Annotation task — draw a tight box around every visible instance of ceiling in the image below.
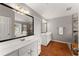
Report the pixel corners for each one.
[26,3,78,19]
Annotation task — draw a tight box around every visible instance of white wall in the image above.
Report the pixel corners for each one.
[34,16,41,35]
[47,15,73,43]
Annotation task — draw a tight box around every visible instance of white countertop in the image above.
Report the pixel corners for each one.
[0,35,38,56]
[42,32,52,35]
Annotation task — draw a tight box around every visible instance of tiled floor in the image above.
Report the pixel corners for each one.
[40,41,72,56]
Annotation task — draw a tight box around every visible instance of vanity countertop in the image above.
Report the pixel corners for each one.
[42,32,52,36]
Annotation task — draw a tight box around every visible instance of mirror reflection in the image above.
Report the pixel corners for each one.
[0,4,34,41]
[14,12,33,37]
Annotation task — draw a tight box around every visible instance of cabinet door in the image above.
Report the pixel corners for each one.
[37,36,41,55]
[30,41,38,56]
[5,50,19,56]
[19,41,38,56]
[47,34,51,44]
[19,44,31,56]
[42,35,47,46]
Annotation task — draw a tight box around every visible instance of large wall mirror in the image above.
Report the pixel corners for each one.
[0,3,34,42]
[41,19,47,33]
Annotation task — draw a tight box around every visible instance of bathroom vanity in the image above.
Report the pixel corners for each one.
[41,32,52,46]
[0,35,41,56]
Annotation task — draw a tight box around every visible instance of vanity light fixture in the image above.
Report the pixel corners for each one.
[24,10,30,14]
[15,4,30,15]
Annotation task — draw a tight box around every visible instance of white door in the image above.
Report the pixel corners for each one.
[0,16,11,41]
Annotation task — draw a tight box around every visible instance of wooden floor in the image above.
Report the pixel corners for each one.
[40,41,72,56]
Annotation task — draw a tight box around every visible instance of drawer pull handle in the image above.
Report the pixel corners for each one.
[20,39,25,41]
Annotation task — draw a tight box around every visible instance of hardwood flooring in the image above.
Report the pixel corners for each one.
[40,41,72,56]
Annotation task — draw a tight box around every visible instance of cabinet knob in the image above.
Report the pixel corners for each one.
[28,49,33,55]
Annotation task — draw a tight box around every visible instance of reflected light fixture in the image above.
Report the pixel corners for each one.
[42,19,47,23]
[66,7,72,11]
[15,4,30,15]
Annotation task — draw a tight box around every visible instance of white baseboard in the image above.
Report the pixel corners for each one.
[51,40,71,44]
[51,40,71,49]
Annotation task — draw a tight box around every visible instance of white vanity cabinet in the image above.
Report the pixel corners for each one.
[37,35,41,55]
[0,35,41,56]
[4,38,38,56]
[18,35,41,56]
[19,44,31,56]
[41,32,52,46]
[19,40,38,56]
[30,41,38,56]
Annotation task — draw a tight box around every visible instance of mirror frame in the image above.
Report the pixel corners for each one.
[0,3,34,42]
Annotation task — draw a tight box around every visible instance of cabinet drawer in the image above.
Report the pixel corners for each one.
[31,41,38,56]
[19,44,31,56]
[19,40,38,56]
